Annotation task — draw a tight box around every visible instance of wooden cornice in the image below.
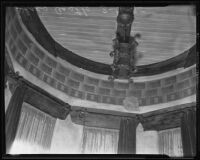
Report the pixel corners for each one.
[7,71,71,120]
[70,106,139,129]
[70,103,196,130]
[140,105,196,131]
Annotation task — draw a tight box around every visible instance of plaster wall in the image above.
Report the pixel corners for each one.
[136,123,159,154]
[50,115,83,154]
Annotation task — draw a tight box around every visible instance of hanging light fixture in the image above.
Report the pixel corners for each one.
[108,7,141,83]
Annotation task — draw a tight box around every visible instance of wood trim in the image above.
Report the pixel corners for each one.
[17,7,196,77]
[70,106,138,129]
[24,88,69,120]
[70,110,121,129]
[7,72,71,120]
[141,106,196,131]
[70,103,195,130]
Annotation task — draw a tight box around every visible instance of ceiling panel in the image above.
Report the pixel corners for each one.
[36,6,196,65]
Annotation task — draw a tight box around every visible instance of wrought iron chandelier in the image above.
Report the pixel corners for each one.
[108,7,141,82]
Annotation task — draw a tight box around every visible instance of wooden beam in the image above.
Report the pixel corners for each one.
[141,103,196,119]
[7,72,71,120]
[156,122,181,131]
[143,118,181,131]
[71,105,138,118]
[70,106,139,129]
[24,88,69,120]
[141,107,196,131]
[70,110,121,129]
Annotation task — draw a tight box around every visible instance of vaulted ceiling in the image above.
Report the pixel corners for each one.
[37,6,196,66]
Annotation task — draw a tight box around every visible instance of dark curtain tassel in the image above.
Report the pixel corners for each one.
[181,109,196,157]
[117,117,138,154]
[5,82,27,153]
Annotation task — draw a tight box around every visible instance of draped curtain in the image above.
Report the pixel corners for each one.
[158,127,183,157]
[6,83,27,153]
[4,81,12,113]
[181,109,196,157]
[117,117,138,154]
[81,126,119,154]
[10,102,56,154]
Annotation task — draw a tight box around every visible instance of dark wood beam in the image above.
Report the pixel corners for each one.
[140,103,196,119]
[71,105,138,118]
[24,88,69,120]
[70,110,121,129]
[7,72,71,120]
[141,107,197,131]
[70,106,138,129]
[70,103,195,130]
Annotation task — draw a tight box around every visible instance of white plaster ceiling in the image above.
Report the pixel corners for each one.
[36,6,196,65]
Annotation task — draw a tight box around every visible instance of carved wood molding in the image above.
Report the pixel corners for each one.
[70,110,121,130]
[70,106,139,129]
[7,71,71,120]
[24,88,69,120]
[139,105,196,131]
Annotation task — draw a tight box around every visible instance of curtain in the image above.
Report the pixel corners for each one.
[158,127,183,157]
[6,82,27,153]
[9,102,56,154]
[117,117,138,154]
[81,126,119,154]
[4,81,12,113]
[181,109,196,157]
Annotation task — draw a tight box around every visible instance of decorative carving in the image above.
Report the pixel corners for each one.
[123,96,140,111]
[108,7,142,81]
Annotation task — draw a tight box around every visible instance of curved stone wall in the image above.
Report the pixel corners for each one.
[5,7,197,106]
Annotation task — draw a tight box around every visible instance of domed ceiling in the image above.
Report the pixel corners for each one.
[36,6,196,66]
